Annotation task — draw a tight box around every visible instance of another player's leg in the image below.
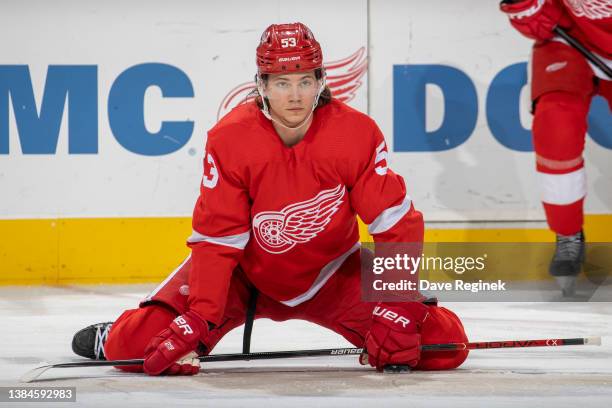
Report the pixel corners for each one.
[597,77,612,112]
[530,41,595,295]
[532,90,589,296]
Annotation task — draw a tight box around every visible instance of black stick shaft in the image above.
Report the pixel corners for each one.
[38,336,600,369]
[37,347,365,368]
[553,26,612,78]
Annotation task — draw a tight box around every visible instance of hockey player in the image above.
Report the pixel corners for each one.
[72,22,469,375]
[500,0,612,295]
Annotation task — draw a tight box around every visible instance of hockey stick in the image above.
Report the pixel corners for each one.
[20,348,364,383]
[553,26,612,79]
[20,336,601,383]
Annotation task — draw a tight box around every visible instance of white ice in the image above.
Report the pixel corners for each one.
[0,284,611,407]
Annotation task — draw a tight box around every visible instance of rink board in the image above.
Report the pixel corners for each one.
[0,0,610,284]
[2,215,612,285]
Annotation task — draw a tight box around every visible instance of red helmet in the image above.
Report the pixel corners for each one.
[256,22,323,75]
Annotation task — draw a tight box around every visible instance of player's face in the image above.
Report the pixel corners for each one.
[263,71,320,126]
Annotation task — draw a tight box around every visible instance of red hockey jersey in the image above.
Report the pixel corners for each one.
[559,0,612,58]
[507,0,612,58]
[187,99,424,325]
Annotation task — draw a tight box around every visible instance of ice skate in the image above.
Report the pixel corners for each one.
[549,231,585,297]
[71,322,113,360]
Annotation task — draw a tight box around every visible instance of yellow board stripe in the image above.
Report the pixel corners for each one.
[359,215,612,243]
[0,217,191,285]
[1,215,611,285]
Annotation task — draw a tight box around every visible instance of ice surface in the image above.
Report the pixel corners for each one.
[0,285,611,407]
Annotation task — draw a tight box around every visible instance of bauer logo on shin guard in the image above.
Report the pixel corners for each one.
[173,316,194,336]
[373,306,411,328]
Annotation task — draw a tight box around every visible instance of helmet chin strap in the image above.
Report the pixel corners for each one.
[257,72,326,131]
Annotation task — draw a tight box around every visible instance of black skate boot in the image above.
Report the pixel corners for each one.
[549,230,585,297]
[71,322,113,360]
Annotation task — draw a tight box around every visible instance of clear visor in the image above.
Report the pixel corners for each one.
[260,75,323,102]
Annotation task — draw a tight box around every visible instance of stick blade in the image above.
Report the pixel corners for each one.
[584,336,602,346]
[20,364,53,383]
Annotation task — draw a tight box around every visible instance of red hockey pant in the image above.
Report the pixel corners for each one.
[104,251,469,372]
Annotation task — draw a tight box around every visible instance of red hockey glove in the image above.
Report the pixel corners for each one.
[500,0,563,41]
[363,302,429,372]
[143,310,209,376]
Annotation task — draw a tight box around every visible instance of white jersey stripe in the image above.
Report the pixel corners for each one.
[187,230,250,250]
[280,242,361,307]
[538,168,587,205]
[368,195,412,235]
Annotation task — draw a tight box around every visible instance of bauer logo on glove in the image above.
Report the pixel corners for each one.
[373,305,412,328]
[364,302,429,371]
[143,311,208,376]
[174,316,194,336]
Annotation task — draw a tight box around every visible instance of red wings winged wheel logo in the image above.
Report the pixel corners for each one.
[564,0,612,19]
[252,185,346,254]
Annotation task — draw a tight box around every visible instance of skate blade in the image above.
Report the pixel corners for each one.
[555,276,577,297]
